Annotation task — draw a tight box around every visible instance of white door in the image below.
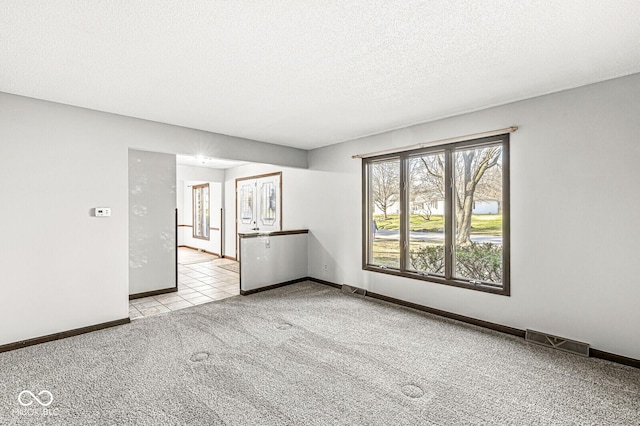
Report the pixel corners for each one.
[236,173,281,257]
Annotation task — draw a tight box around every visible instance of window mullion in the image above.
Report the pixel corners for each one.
[362,161,370,268]
[444,149,453,279]
[399,156,408,271]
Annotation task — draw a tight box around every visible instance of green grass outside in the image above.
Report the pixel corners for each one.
[374,214,502,235]
[370,240,399,267]
[371,240,441,267]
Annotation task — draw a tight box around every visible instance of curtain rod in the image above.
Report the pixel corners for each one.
[351,126,518,159]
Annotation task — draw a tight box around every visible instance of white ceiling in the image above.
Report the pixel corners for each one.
[1,1,640,150]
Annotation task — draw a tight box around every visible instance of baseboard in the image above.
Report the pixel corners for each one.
[364,291,639,369]
[241,277,341,296]
[367,291,526,338]
[178,245,220,257]
[307,277,342,289]
[240,277,308,296]
[590,348,640,369]
[306,277,524,338]
[129,287,177,300]
[0,318,130,354]
[223,255,237,261]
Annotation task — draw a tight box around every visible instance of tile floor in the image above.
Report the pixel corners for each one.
[129,255,240,320]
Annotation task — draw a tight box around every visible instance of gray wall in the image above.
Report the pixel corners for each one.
[129,149,176,295]
[0,91,307,346]
[2,72,639,360]
[306,73,640,359]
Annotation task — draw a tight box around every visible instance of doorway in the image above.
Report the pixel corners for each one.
[129,248,239,319]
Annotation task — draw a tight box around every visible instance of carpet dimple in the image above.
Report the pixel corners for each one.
[190,352,209,362]
[401,384,425,398]
[276,323,292,330]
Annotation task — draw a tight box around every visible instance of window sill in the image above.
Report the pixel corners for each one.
[362,265,510,296]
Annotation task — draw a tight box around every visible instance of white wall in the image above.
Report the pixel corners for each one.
[176,165,225,191]
[306,73,640,359]
[240,233,308,292]
[0,92,307,347]
[223,164,311,258]
[128,149,176,295]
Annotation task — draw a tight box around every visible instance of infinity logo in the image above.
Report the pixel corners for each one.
[18,390,53,407]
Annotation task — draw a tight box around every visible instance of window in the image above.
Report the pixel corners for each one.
[239,183,254,225]
[260,181,277,226]
[363,134,510,295]
[193,184,210,240]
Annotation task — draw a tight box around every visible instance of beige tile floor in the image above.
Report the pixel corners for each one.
[129,255,239,320]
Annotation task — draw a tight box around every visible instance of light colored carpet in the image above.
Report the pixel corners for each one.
[1,281,639,425]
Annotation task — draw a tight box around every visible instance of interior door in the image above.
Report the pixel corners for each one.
[236,172,282,258]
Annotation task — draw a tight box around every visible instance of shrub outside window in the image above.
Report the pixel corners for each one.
[363,134,510,295]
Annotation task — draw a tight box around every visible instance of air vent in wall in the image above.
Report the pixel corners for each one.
[525,329,590,357]
[342,284,367,297]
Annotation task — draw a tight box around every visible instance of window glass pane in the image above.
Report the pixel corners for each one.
[240,184,254,224]
[260,182,276,225]
[407,153,446,275]
[453,144,503,283]
[202,186,209,238]
[194,187,202,236]
[370,158,400,268]
[193,184,210,239]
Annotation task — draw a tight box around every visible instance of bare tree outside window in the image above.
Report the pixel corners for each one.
[369,158,400,268]
[453,146,502,245]
[364,135,509,295]
[407,153,445,275]
[371,160,400,220]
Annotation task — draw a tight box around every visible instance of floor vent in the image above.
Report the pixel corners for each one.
[525,329,590,357]
[342,284,367,297]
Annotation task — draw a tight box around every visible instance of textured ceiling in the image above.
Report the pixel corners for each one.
[1,1,640,150]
